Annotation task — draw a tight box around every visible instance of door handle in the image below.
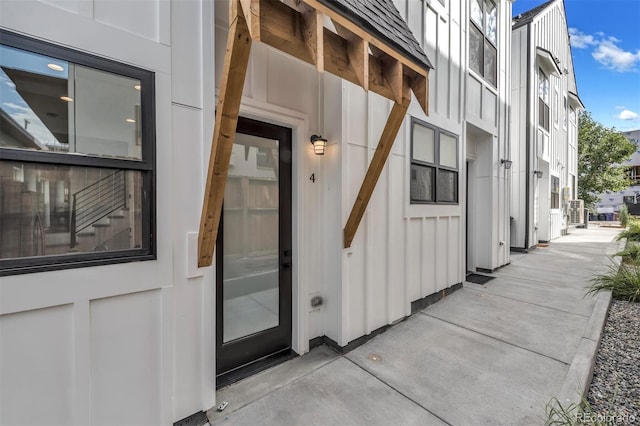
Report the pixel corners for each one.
[281,262,291,270]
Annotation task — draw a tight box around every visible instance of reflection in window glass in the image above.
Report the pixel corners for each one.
[74,66,142,159]
[0,161,142,259]
[471,0,483,27]
[1,31,154,275]
[551,176,560,209]
[484,41,497,87]
[410,164,434,202]
[469,24,483,77]
[440,133,457,169]
[469,0,497,87]
[0,45,142,160]
[410,119,459,204]
[485,0,497,44]
[412,124,435,164]
[538,68,550,131]
[538,68,549,102]
[437,169,457,203]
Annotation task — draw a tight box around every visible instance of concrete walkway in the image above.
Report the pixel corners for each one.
[209,226,622,426]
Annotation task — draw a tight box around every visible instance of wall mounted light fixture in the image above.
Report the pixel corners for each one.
[501,159,512,169]
[310,135,327,155]
[533,170,544,179]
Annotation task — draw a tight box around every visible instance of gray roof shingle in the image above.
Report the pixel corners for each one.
[512,0,555,29]
[318,0,433,70]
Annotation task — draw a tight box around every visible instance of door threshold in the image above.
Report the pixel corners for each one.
[216,349,296,390]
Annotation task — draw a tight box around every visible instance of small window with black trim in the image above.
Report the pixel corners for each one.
[410,118,458,204]
[0,31,155,275]
[538,67,550,131]
[551,176,560,209]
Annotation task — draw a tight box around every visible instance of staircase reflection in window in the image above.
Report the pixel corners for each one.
[0,161,142,258]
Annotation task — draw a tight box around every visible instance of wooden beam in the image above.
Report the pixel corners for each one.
[257,0,426,112]
[333,21,369,91]
[323,28,360,86]
[343,84,411,249]
[259,0,315,65]
[302,0,429,78]
[239,0,260,40]
[407,66,429,115]
[300,5,324,71]
[382,57,403,104]
[198,4,253,267]
[368,54,394,101]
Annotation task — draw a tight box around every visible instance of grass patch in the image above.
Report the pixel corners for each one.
[613,242,640,265]
[588,261,640,302]
[545,394,619,426]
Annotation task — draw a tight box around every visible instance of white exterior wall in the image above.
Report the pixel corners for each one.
[510,0,580,249]
[510,25,529,249]
[327,0,466,346]
[2,0,513,422]
[463,0,512,271]
[0,0,212,423]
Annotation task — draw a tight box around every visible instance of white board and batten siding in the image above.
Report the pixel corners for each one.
[464,0,513,270]
[1,0,214,423]
[510,25,530,249]
[213,0,470,349]
[2,0,515,423]
[510,0,580,248]
[332,0,467,346]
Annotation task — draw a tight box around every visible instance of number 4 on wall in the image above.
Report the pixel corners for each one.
[309,173,316,183]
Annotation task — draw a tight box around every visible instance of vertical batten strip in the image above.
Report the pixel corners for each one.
[343,84,411,248]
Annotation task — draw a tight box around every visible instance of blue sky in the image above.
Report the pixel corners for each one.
[512,0,640,132]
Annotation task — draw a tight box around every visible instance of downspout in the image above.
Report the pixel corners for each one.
[524,23,531,250]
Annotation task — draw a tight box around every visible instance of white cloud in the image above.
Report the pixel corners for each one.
[592,40,640,72]
[617,109,640,120]
[569,28,597,48]
[570,28,640,72]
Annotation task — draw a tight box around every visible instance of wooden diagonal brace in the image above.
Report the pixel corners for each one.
[343,84,411,248]
[198,4,253,267]
[333,21,369,91]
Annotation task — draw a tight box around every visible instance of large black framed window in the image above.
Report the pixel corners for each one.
[410,119,458,204]
[0,30,155,276]
[469,0,497,87]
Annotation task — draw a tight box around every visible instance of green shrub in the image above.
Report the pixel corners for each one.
[588,261,640,302]
[619,205,629,228]
[616,219,640,241]
[614,242,640,264]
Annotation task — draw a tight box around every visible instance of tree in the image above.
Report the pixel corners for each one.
[578,111,635,210]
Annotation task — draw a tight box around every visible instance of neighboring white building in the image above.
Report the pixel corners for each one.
[510,0,583,251]
[0,0,512,424]
[594,130,640,216]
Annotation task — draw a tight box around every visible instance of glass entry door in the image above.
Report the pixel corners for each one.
[216,117,292,380]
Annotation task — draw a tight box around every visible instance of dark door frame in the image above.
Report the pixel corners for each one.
[215,116,293,381]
